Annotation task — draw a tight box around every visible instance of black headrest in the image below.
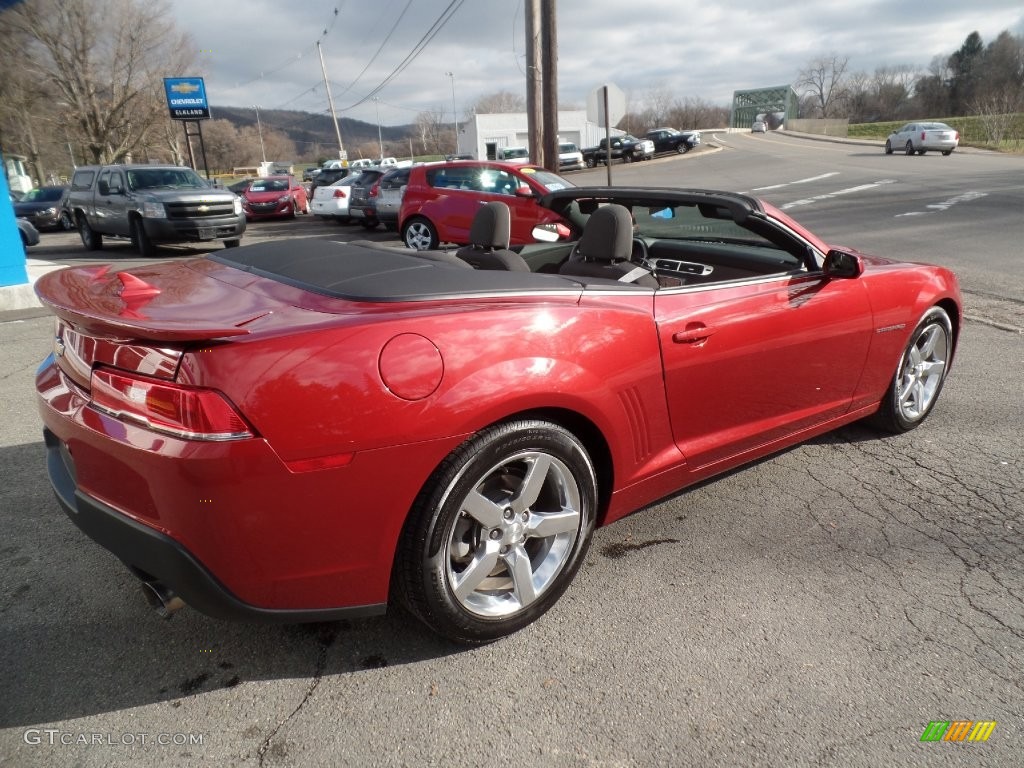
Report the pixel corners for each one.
[470,201,512,249]
[578,204,633,262]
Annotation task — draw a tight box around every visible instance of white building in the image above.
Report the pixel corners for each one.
[461,110,624,160]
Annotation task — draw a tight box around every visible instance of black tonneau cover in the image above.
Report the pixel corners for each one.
[210,239,648,302]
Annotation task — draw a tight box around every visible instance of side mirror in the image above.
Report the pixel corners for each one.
[531,222,571,242]
[823,249,864,278]
[514,185,533,198]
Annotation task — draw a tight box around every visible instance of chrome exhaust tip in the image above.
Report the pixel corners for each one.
[141,580,185,619]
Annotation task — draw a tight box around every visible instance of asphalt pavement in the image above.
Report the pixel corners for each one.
[2,137,1021,767]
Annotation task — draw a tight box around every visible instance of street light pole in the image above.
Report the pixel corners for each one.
[445,71,458,154]
[252,105,266,163]
[373,97,383,160]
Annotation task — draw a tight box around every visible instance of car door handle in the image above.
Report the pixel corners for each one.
[672,324,715,344]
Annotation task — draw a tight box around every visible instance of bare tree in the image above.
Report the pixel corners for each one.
[473,90,526,114]
[796,54,851,118]
[5,0,197,165]
[415,110,448,155]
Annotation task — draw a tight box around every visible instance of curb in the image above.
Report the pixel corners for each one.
[0,259,64,313]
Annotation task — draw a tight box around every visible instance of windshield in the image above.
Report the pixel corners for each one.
[519,167,574,192]
[21,188,65,202]
[249,178,290,192]
[128,168,208,191]
[503,148,529,159]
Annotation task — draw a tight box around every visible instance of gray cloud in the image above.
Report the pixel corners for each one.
[174,0,1024,125]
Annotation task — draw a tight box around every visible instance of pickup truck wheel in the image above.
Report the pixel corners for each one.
[403,217,439,251]
[584,157,595,168]
[59,211,75,230]
[78,216,103,251]
[623,154,634,163]
[131,217,156,257]
[394,419,598,644]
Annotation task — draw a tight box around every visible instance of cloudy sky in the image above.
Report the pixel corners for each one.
[173,0,1024,127]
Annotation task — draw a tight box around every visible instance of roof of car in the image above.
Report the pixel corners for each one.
[539,187,764,222]
[209,240,647,302]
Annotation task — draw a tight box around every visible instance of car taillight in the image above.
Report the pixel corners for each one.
[955,131,960,140]
[333,188,347,198]
[921,131,926,140]
[90,369,254,441]
[370,182,380,198]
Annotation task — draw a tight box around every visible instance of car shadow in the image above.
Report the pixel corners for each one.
[0,440,463,728]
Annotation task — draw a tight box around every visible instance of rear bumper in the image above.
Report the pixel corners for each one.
[34,358,415,621]
[43,428,385,623]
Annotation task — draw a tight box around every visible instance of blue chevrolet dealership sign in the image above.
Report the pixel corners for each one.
[163,77,211,120]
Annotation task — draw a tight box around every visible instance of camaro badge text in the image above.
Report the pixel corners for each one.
[876,323,906,333]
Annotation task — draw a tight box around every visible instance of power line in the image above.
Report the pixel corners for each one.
[336,0,466,111]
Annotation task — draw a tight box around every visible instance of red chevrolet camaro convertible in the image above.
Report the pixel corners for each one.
[35,187,961,644]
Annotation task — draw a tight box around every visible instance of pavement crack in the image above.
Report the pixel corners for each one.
[256,624,339,767]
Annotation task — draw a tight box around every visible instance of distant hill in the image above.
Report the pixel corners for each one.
[212,105,416,159]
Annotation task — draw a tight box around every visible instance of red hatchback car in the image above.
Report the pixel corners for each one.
[241,175,309,220]
[34,186,961,644]
[399,160,573,250]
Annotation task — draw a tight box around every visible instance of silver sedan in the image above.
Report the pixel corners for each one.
[885,122,959,156]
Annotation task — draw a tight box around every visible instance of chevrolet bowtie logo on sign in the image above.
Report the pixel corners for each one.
[170,82,201,95]
[163,77,211,120]
[920,720,997,742]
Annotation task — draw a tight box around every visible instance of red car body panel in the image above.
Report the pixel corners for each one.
[399,162,571,246]
[34,189,962,623]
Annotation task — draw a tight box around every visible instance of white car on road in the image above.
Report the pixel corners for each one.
[885,122,959,156]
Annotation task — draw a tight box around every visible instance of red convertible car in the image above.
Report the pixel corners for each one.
[34,187,961,644]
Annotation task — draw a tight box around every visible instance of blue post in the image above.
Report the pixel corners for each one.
[0,158,30,287]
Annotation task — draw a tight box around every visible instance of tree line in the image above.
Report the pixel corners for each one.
[796,30,1024,128]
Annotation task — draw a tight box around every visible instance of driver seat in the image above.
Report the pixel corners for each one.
[455,202,530,271]
[557,204,659,288]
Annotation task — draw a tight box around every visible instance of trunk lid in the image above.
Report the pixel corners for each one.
[36,258,299,391]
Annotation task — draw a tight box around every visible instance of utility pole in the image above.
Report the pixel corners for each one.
[252,105,266,163]
[445,71,459,154]
[373,97,383,160]
[540,0,558,172]
[317,41,346,162]
[524,0,542,167]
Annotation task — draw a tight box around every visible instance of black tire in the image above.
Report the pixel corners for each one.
[623,153,634,163]
[884,140,893,155]
[59,211,75,231]
[402,217,439,251]
[942,149,954,156]
[394,420,598,644]
[917,149,927,155]
[676,143,688,154]
[905,140,915,156]
[361,218,379,231]
[584,157,595,168]
[131,217,155,257]
[867,306,953,433]
[78,216,103,251]
[223,239,240,249]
